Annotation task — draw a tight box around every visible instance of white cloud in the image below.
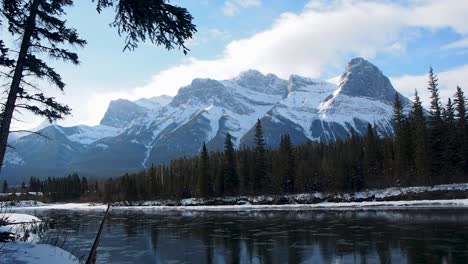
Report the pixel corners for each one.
[134,0,467,90]
[443,38,468,50]
[384,42,406,54]
[19,0,466,129]
[223,0,261,16]
[391,64,468,107]
[236,0,261,8]
[222,1,238,16]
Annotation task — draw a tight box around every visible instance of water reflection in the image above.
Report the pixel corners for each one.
[26,209,468,263]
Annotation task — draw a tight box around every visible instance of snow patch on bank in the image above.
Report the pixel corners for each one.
[113,199,468,211]
[0,213,79,264]
[0,242,79,264]
[6,183,468,211]
[9,202,107,210]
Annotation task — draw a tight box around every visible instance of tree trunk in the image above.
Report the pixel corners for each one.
[0,0,41,176]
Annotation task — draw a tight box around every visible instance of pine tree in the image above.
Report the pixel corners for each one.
[81,176,89,195]
[198,143,211,197]
[279,134,295,193]
[393,93,405,179]
[223,133,238,195]
[393,93,404,134]
[253,119,266,192]
[2,179,7,193]
[239,146,252,194]
[410,90,430,184]
[427,67,443,124]
[427,67,444,178]
[444,98,457,173]
[454,86,467,172]
[0,0,196,175]
[363,123,381,186]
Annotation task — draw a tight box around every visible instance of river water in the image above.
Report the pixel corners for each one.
[21,208,468,263]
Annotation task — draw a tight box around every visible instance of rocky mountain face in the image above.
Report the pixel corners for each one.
[3,58,411,183]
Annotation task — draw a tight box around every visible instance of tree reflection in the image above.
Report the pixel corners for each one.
[36,209,468,264]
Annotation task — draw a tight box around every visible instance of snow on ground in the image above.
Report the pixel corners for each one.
[0,213,79,264]
[112,199,468,211]
[351,183,468,199]
[0,242,79,264]
[0,213,41,242]
[9,202,107,210]
[5,183,468,211]
[0,192,43,197]
[1,200,46,208]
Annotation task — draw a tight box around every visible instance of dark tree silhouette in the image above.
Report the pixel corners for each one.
[224,133,238,195]
[0,0,196,176]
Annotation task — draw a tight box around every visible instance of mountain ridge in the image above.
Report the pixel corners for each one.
[3,58,411,183]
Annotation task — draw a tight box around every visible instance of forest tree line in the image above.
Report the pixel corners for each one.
[2,69,467,202]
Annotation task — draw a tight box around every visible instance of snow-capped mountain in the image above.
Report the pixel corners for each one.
[2,58,411,182]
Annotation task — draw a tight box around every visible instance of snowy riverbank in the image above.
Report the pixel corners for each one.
[4,183,468,211]
[0,213,78,264]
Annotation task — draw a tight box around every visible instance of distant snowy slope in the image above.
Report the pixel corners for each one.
[3,58,413,182]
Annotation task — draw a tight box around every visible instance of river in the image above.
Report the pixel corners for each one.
[17,208,468,263]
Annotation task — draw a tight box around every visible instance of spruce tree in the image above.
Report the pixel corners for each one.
[454,86,467,172]
[444,98,457,172]
[253,119,266,192]
[81,176,89,195]
[279,134,295,193]
[427,67,444,178]
[392,93,405,179]
[239,146,252,194]
[0,0,196,175]
[363,123,381,186]
[223,133,238,195]
[410,90,430,184]
[393,93,404,134]
[198,143,211,197]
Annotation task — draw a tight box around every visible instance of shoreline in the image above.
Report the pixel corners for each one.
[7,198,468,211]
[5,182,468,211]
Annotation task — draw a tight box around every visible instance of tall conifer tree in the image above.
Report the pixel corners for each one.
[0,0,196,176]
[279,134,295,193]
[224,133,238,195]
[198,143,211,197]
[410,90,430,184]
[427,68,444,177]
[444,98,457,172]
[253,119,266,192]
[454,86,467,172]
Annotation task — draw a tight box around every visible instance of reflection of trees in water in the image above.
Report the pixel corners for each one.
[139,210,468,264]
[39,209,468,264]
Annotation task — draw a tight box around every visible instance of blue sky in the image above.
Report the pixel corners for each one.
[10,0,468,129]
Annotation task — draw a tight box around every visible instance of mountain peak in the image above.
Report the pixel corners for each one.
[235,69,287,96]
[133,95,172,109]
[236,69,264,79]
[338,58,399,104]
[100,99,147,128]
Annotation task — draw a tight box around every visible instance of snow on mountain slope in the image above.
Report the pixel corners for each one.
[134,95,172,109]
[3,58,414,180]
[4,151,25,166]
[119,70,288,167]
[100,95,172,128]
[263,58,411,143]
[269,75,338,137]
[64,125,122,145]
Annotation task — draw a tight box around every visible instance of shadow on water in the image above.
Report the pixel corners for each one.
[22,208,468,264]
